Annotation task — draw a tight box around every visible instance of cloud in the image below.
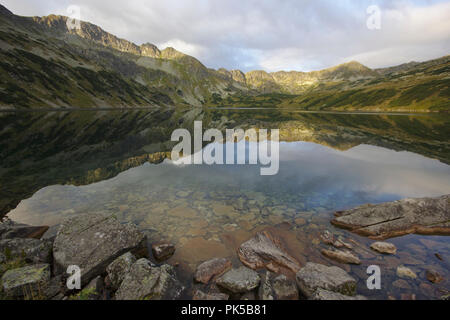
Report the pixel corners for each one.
[2,0,450,72]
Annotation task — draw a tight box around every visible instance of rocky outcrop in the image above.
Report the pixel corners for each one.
[296,263,357,298]
[238,231,301,273]
[0,220,49,240]
[194,258,232,284]
[115,258,184,300]
[1,264,50,298]
[106,252,137,291]
[331,195,450,240]
[0,238,52,264]
[52,213,147,286]
[151,243,175,261]
[258,271,298,300]
[216,267,261,294]
[321,249,361,265]
[370,242,397,255]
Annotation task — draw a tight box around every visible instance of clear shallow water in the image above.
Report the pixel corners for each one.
[8,140,450,299]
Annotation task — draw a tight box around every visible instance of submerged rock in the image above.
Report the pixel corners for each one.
[115,259,184,300]
[258,271,298,300]
[238,231,300,273]
[152,243,175,261]
[0,220,49,240]
[396,266,417,279]
[53,213,147,286]
[216,266,261,294]
[331,195,450,240]
[1,264,51,298]
[370,242,397,255]
[194,258,232,284]
[426,270,443,284]
[0,238,52,264]
[106,252,137,291]
[321,249,361,265]
[296,262,357,298]
[193,290,229,300]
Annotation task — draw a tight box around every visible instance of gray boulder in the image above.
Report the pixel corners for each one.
[1,264,51,298]
[0,238,52,264]
[106,252,137,291]
[115,259,184,300]
[296,262,357,298]
[216,266,260,294]
[258,271,298,300]
[52,213,147,286]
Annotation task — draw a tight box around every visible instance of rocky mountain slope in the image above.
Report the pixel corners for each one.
[0,4,449,111]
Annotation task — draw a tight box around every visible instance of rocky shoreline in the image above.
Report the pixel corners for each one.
[1,195,449,300]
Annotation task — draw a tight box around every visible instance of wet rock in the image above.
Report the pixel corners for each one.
[296,263,357,298]
[1,264,50,298]
[320,230,334,245]
[194,258,232,284]
[321,249,361,265]
[0,220,49,240]
[152,243,175,261]
[53,213,147,286]
[115,259,184,300]
[216,267,260,294]
[331,195,450,240]
[106,252,137,291]
[396,266,417,279]
[193,290,229,300]
[426,270,443,284]
[258,271,298,300]
[370,242,397,255]
[294,218,306,226]
[0,238,52,264]
[238,231,300,273]
[311,288,367,300]
[435,253,443,261]
[393,279,411,290]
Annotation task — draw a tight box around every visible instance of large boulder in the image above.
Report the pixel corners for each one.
[0,220,49,240]
[0,238,52,264]
[296,263,357,298]
[238,231,300,273]
[331,195,450,239]
[115,259,184,300]
[216,266,260,294]
[258,271,298,300]
[106,252,137,291]
[194,258,232,284]
[53,213,147,286]
[1,264,51,298]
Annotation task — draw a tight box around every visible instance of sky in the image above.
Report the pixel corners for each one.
[2,0,450,72]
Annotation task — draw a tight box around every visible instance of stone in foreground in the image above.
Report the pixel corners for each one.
[106,252,137,291]
[0,220,49,240]
[53,213,147,286]
[321,249,361,265]
[296,262,357,298]
[331,195,450,240]
[152,243,175,261]
[193,290,229,300]
[194,258,232,284]
[238,231,300,273]
[216,266,260,294]
[1,264,50,298]
[0,238,52,264]
[115,259,184,300]
[258,271,298,300]
[396,266,417,279]
[311,288,367,300]
[370,242,397,255]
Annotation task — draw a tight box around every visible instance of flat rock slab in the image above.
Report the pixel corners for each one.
[115,258,184,300]
[53,213,147,286]
[331,195,450,240]
[216,266,261,294]
[370,242,397,254]
[238,231,301,273]
[0,238,52,264]
[296,262,357,298]
[1,264,50,298]
[258,271,298,300]
[0,220,49,240]
[321,249,361,265]
[194,258,232,284]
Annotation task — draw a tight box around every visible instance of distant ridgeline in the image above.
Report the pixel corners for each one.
[0,4,449,111]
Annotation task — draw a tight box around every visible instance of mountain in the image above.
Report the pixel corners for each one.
[0,4,449,111]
